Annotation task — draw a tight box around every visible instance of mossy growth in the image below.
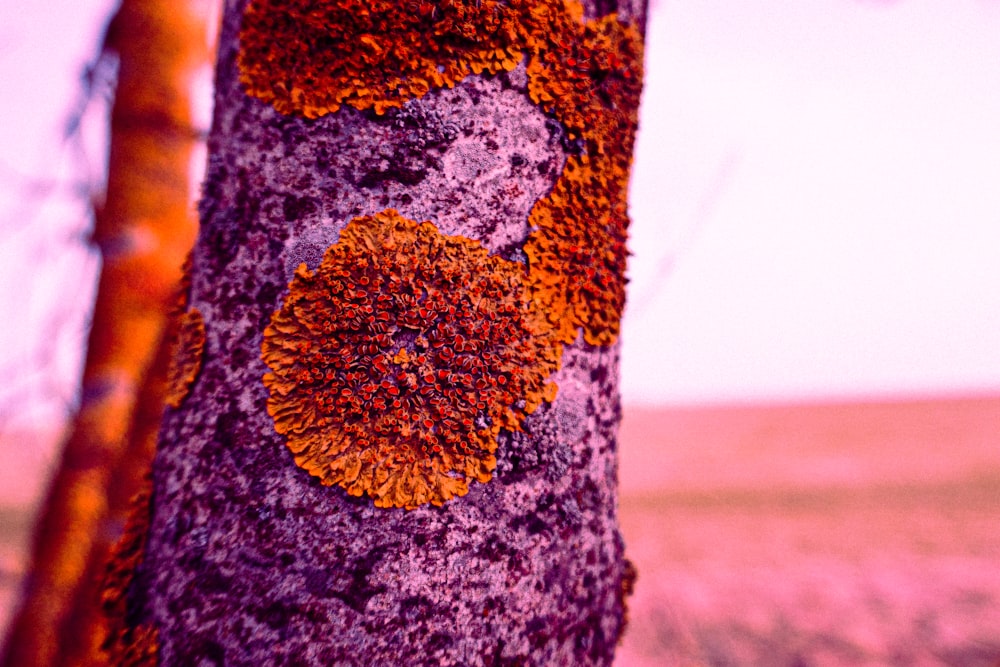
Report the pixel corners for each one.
[238,0,644,346]
[262,210,560,509]
[164,307,206,408]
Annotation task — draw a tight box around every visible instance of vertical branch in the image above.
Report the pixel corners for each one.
[0,1,210,664]
[59,281,186,666]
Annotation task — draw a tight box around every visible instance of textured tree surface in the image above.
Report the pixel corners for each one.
[0,2,209,665]
[122,0,647,664]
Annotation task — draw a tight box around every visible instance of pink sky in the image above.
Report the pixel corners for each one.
[1,0,999,415]
[624,0,1000,404]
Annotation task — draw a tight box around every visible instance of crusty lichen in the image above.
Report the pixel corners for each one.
[524,14,643,345]
[164,307,205,408]
[262,210,559,509]
[618,557,638,644]
[101,480,158,666]
[238,0,643,346]
[238,0,538,117]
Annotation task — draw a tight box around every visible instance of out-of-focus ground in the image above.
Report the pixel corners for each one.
[0,422,66,643]
[615,395,1000,667]
[2,396,998,664]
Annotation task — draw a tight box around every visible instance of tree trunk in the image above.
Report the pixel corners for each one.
[116,0,646,664]
[0,2,209,665]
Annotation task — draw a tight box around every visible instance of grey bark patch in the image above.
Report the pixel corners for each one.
[281,222,341,281]
[217,60,560,286]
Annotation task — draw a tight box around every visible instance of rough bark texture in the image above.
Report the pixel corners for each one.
[128,0,647,664]
[0,2,208,664]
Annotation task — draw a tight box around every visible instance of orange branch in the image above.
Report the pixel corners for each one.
[0,1,210,664]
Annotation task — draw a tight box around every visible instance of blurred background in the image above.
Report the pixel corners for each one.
[1,0,999,664]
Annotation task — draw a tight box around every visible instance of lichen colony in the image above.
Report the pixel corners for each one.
[243,0,643,508]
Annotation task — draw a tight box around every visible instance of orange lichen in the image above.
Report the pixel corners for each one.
[524,15,643,345]
[238,0,548,118]
[262,210,559,509]
[618,557,638,643]
[239,0,643,347]
[100,480,158,666]
[164,307,205,408]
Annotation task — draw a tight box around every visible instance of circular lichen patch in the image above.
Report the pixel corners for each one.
[262,210,559,509]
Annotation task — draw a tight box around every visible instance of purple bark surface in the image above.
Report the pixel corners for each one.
[131,0,646,664]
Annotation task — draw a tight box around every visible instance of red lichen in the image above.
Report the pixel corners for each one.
[262,210,559,509]
[101,480,158,666]
[164,307,205,408]
[239,0,643,347]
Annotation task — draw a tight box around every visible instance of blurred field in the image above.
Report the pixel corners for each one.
[616,395,1000,666]
[0,423,64,647]
[2,396,999,664]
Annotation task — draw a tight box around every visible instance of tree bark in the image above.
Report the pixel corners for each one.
[120,0,646,664]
